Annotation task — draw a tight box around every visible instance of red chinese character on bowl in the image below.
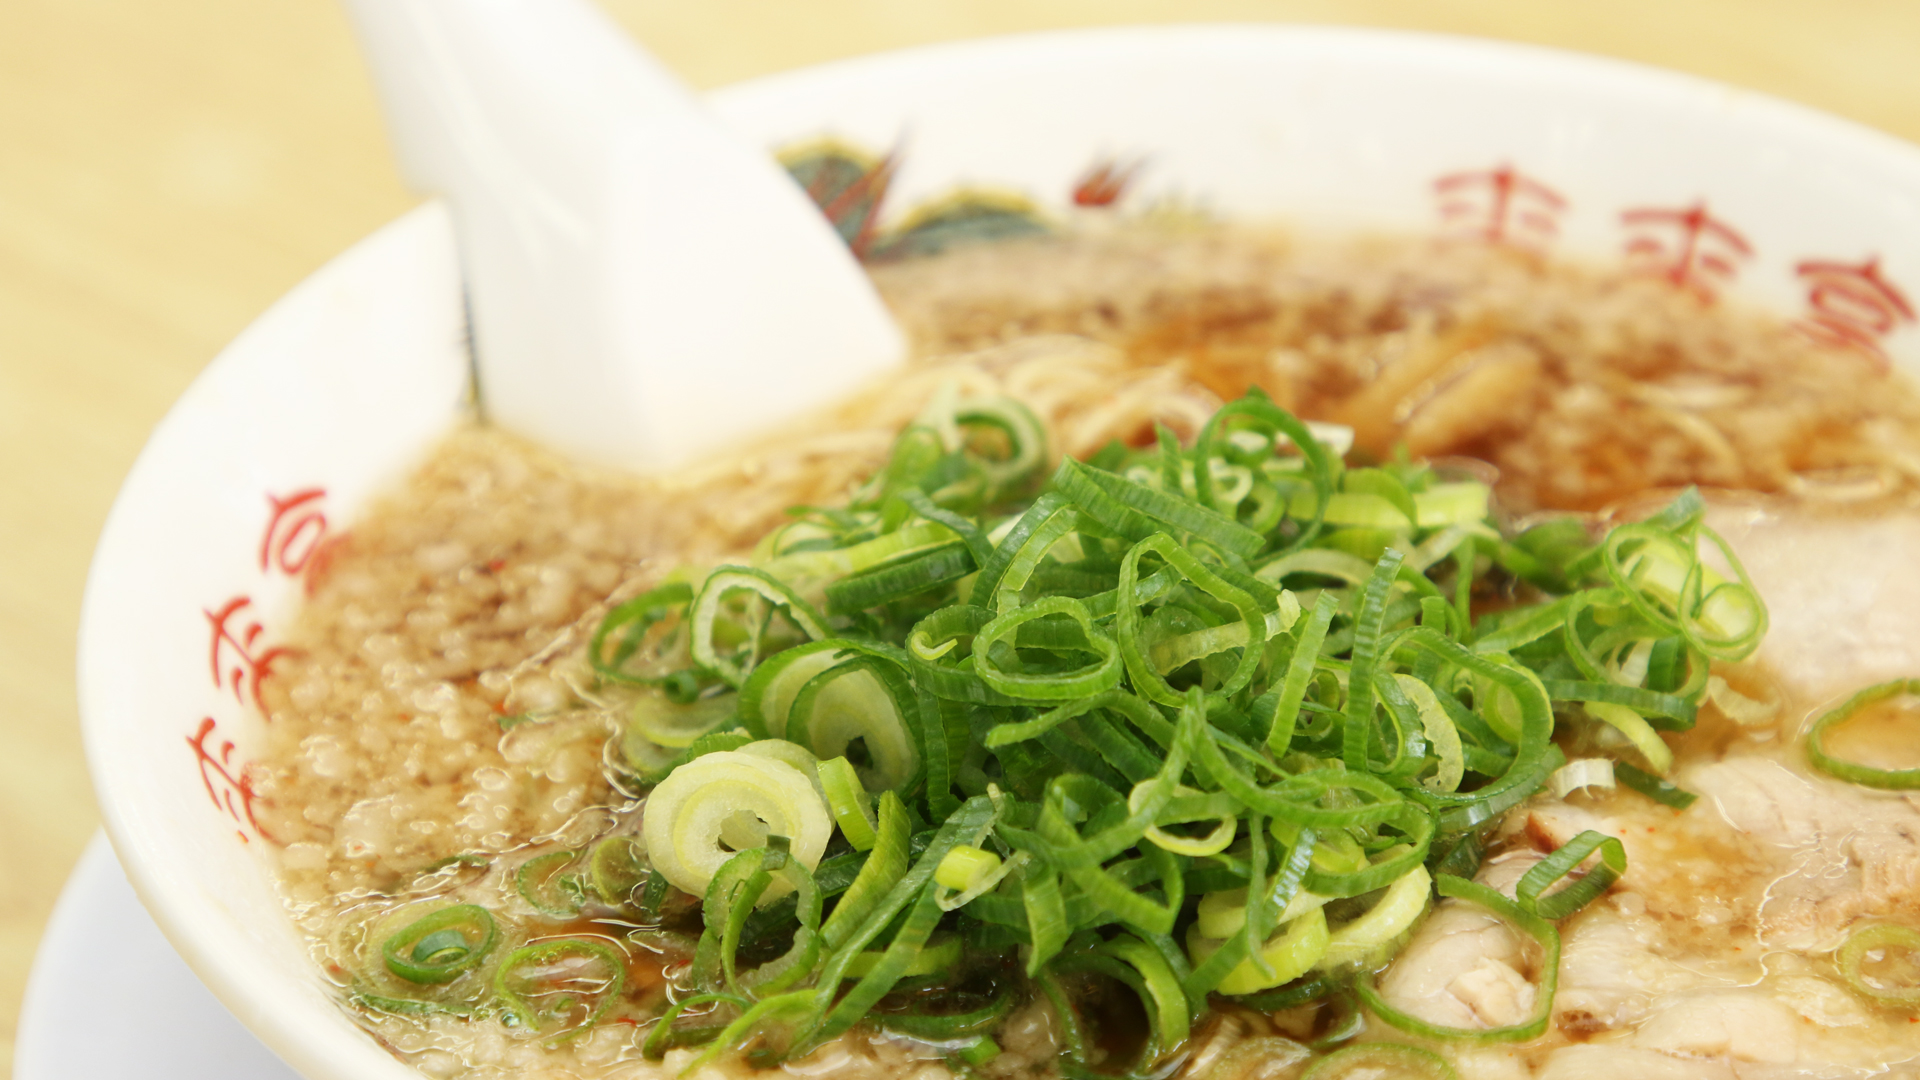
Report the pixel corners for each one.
[1433,163,1566,250]
[261,488,329,577]
[187,717,268,843]
[1621,201,1752,301]
[1793,255,1915,369]
[206,595,293,712]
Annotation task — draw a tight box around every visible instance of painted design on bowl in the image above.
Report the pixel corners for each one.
[1793,256,1916,369]
[1621,200,1753,300]
[781,140,1050,261]
[782,134,1913,369]
[1432,163,1565,250]
[186,487,339,843]
[188,717,270,845]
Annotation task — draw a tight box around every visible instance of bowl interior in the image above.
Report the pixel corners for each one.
[79,25,1920,1080]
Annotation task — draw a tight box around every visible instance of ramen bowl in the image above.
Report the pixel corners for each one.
[78,24,1920,1080]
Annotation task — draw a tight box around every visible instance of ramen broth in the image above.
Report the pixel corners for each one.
[256,226,1920,1079]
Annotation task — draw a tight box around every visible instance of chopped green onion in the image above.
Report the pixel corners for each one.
[819,756,879,849]
[1133,782,1238,857]
[843,933,962,979]
[688,567,832,687]
[1229,974,1343,1013]
[693,844,823,996]
[1188,908,1331,995]
[827,540,977,615]
[1096,931,1193,1062]
[738,641,846,738]
[877,981,1015,1041]
[1392,674,1464,793]
[1547,758,1616,800]
[1836,924,1920,1007]
[516,851,585,919]
[822,792,910,950]
[589,582,694,686]
[955,1035,1002,1066]
[493,938,626,1040]
[787,656,921,792]
[1516,830,1626,919]
[640,749,831,898]
[935,845,1003,892]
[1316,865,1432,972]
[1807,679,1920,789]
[972,595,1123,702]
[629,690,737,749]
[641,992,747,1060]
[1613,761,1698,809]
[381,905,497,985]
[1584,701,1673,776]
[684,990,818,1073]
[588,836,647,907]
[582,392,1773,1072]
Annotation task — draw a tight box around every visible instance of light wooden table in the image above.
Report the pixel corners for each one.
[3,1,1917,1073]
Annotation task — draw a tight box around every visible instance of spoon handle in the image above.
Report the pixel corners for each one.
[342,0,903,469]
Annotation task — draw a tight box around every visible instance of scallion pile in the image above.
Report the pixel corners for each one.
[369,388,1769,1070]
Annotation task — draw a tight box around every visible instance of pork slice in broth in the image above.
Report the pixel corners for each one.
[1685,756,1920,952]
[1707,503,1920,704]
[1374,852,1545,1031]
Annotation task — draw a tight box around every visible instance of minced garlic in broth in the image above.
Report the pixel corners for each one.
[255,224,1920,1079]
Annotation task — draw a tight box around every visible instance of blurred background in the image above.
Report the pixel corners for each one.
[3,0,1918,1073]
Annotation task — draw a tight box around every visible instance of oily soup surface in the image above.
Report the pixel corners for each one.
[256,228,1920,1080]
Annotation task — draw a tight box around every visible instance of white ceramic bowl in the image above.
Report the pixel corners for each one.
[79,25,1920,1080]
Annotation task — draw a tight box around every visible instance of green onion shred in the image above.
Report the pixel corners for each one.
[361,389,1781,1069]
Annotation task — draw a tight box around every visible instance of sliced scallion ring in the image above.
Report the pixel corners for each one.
[640,750,831,899]
[516,850,585,919]
[1392,674,1465,793]
[876,981,1016,1040]
[1584,700,1674,776]
[972,595,1123,702]
[1131,781,1238,857]
[1515,830,1625,920]
[821,791,910,951]
[589,582,693,686]
[629,690,737,749]
[789,657,921,792]
[1188,908,1331,995]
[739,641,847,738]
[493,938,627,1039]
[1316,864,1432,973]
[1614,761,1698,809]
[1807,679,1920,790]
[588,836,647,907]
[381,905,497,985]
[688,567,831,687]
[1836,923,1920,1008]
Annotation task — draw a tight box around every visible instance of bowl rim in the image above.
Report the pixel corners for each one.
[79,22,1920,1080]
[707,22,1920,193]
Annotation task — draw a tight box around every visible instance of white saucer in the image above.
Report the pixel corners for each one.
[14,831,303,1079]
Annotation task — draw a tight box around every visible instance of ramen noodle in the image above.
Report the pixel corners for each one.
[256,226,1920,1080]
